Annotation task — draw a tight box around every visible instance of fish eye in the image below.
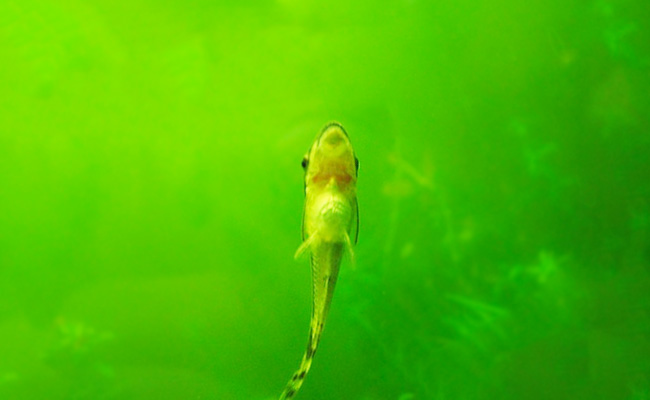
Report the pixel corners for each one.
[301,157,309,169]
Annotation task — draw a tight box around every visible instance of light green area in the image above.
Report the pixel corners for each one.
[1,0,649,399]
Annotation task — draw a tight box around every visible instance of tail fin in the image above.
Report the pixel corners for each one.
[279,243,343,399]
[278,322,322,399]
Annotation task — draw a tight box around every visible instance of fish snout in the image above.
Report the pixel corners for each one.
[323,130,345,146]
[318,125,351,158]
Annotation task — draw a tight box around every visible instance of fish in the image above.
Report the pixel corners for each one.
[279,122,359,400]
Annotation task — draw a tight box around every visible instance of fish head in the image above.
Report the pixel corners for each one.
[303,122,358,190]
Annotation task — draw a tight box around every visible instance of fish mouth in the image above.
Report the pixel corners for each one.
[320,121,348,136]
[318,122,349,148]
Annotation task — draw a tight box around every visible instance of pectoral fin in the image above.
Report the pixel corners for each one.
[344,231,356,266]
[294,232,318,260]
[352,197,359,245]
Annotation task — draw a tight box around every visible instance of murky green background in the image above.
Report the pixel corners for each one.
[1,1,649,399]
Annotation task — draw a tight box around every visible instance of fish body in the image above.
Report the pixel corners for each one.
[279,122,359,400]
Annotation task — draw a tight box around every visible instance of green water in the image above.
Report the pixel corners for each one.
[1,1,649,399]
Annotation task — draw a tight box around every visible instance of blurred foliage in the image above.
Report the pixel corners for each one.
[44,319,116,399]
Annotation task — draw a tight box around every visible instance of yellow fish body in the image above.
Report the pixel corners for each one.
[279,122,359,399]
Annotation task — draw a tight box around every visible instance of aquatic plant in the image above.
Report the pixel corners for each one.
[44,318,116,399]
[336,138,594,399]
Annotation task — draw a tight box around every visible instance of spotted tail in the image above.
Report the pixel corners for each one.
[278,321,322,399]
[279,243,343,399]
